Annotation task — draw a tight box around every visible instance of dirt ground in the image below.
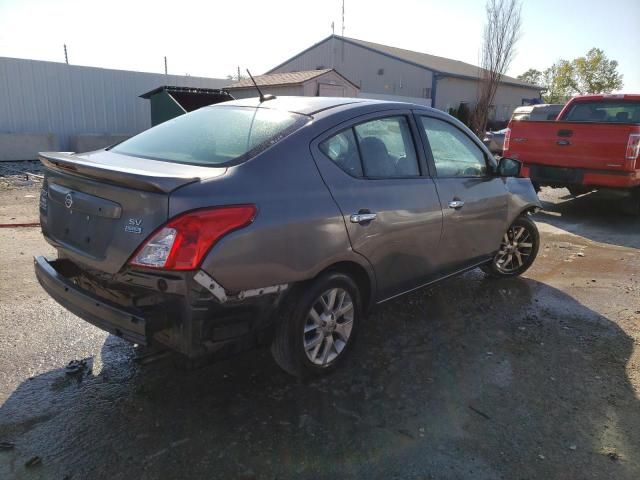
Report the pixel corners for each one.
[0,172,638,480]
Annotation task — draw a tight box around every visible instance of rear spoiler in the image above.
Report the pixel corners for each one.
[39,152,224,193]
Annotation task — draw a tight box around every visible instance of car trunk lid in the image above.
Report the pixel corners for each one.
[40,150,226,274]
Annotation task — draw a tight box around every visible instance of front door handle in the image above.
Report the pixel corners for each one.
[448,200,465,209]
[350,212,377,224]
[556,139,571,146]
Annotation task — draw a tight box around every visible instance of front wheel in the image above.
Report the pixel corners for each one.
[271,272,361,378]
[481,215,540,278]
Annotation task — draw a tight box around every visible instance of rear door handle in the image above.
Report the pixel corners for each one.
[448,200,465,209]
[350,212,377,224]
[556,139,571,146]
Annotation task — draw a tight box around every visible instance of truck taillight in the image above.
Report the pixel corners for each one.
[503,128,511,152]
[626,134,640,164]
[129,205,257,270]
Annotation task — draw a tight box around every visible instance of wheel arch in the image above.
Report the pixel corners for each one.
[282,259,376,314]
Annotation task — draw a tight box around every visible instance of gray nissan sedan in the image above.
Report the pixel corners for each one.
[35,96,541,377]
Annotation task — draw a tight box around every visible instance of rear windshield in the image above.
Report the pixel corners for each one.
[563,100,640,124]
[112,106,308,166]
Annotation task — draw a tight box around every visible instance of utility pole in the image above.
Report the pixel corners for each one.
[331,21,334,35]
[164,56,168,75]
[341,0,345,62]
[237,65,241,81]
[63,44,69,64]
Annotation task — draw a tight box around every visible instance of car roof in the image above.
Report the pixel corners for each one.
[215,96,419,116]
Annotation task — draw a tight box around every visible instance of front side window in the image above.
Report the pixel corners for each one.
[420,117,487,177]
[112,106,308,166]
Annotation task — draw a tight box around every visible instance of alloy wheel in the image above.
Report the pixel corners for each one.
[303,288,354,366]
[494,224,535,273]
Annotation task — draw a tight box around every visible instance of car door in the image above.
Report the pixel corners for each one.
[311,111,443,301]
[415,113,508,272]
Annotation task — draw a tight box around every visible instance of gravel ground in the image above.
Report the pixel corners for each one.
[0,179,638,480]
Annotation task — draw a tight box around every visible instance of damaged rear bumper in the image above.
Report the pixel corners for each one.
[34,256,158,345]
[34,256,288,359]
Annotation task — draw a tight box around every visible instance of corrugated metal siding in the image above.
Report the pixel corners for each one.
[436,77,539,120]
[0,57,227,149]
[270,38,433,101]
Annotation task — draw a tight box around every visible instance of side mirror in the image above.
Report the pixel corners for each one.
[497,157,522,177]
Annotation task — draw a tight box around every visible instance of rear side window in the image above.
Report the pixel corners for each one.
[112,106,308,166]
[319,116,420,178]
[319,129,363,177]
[354,117,420,177]
[564,100,640,123]
[420,117,487,177]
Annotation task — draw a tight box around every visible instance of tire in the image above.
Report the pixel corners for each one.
[481,215,540,278]
[271,272,362,378]
[622,188,640,217]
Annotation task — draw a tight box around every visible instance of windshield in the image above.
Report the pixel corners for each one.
[112,106,308,166]
[563,100,640,123]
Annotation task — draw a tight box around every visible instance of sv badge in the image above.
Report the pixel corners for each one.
[124,218,143,234]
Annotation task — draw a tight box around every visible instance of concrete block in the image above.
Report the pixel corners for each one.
[0,133,60,161]
[70,134,132,153]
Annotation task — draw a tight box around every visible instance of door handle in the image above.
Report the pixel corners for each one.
[448,200,465,209]
[556,139,571,146]
[350,212,377,224]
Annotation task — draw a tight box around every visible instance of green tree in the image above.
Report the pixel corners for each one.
[521,48,624,103]
[517,68,543,86]
[572,48,623,95]
[542,60,575,103]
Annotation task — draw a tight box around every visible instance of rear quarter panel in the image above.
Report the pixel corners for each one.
[168,128,373,292]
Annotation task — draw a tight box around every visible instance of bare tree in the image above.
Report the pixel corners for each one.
[471,0,522,135]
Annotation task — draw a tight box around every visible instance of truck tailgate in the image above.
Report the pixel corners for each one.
[506,121,638,172]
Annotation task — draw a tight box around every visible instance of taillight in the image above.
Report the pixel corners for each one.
[129,205,256,270]
[503,128,511,152]
[626,133,640,165]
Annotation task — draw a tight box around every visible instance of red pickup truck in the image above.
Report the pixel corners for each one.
[504,94,640,213]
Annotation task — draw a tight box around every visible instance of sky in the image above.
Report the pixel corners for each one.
[0,0,638,91]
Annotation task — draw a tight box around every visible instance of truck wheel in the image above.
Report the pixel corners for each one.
[622,188,640,216]
[481,215,540,278]
[271,272,361,378]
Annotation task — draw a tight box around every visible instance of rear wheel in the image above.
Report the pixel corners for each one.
[481,215,540,278]
[271,272,361,378]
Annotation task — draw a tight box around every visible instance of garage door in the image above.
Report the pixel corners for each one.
[319,83,346,97]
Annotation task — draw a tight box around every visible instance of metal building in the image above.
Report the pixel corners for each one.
[225,69,359,99]
[268,35,542,118]
[0,57,227,160]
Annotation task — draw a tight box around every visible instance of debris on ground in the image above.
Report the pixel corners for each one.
[65,359,88,376]
[606,451,620,461]
[25,456,42,467]
[0,441,15,451]
[0,161,44,189]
